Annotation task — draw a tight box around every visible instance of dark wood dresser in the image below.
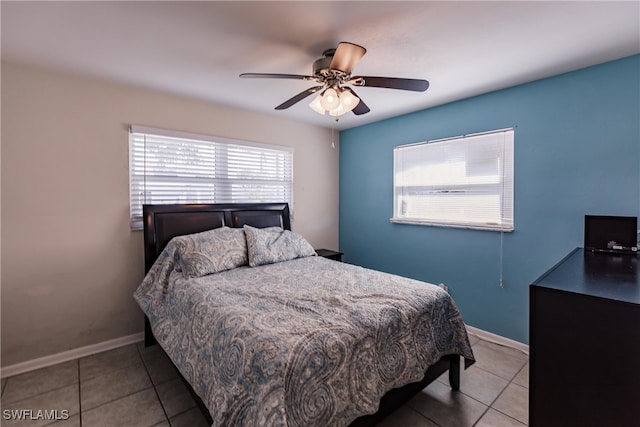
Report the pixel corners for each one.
[529,248,640,427]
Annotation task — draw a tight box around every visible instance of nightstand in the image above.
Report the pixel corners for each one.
[315,249,344,262]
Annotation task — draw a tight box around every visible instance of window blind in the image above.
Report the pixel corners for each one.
[392,128,514,231]
[129,126,293,230]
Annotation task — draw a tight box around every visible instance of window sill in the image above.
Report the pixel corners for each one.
[390,217,514,232]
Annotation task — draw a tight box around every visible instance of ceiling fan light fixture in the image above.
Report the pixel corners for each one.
[339,89,360,113]
[329,103,346,117]
[320,88,340,111]
[309,94,326,115]
[311,87,361,117]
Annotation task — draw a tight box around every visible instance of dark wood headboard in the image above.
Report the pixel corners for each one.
[143,202,291,274]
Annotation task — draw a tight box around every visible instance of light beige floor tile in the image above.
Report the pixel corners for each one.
[82,388,167,427]
[2,333,533,427]
[2,361,78,404]
[43,414,80,427]
[476,340,528,362]
[409,380,488,427]
[456,365,510,405]
[137,342,165,360]
[471,341,527,381]
[142,351,180,386]
[80,359,153,410]
[377,405,439,427]
[79,344,141,381]
[492,382,529,425]
[155,377,197,418]
[475,408,527,427]
[169,407,210,427]
[1,384,79,427]
[512,362,529,388]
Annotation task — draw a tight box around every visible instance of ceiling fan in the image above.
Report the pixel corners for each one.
[239,42,429,119]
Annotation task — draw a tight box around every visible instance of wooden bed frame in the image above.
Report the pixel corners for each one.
[141,202,461,426]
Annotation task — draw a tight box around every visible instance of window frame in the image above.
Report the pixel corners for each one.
[391,128,514,232]
[128,125,293,231]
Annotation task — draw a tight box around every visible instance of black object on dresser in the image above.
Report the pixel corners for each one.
[529,248,640,427]
[315,248,344,262]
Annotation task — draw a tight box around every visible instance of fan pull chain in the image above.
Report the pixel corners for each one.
[331,123,336,149]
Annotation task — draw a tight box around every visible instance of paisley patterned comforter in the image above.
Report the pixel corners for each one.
[134,244,474,427]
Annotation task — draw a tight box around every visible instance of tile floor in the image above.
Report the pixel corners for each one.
[1,334,528,427]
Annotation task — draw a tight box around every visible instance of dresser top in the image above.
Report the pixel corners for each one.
[531,247,640,304]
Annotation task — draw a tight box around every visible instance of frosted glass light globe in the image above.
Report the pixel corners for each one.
[320,88,340,111]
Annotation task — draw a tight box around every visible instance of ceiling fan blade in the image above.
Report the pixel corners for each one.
[329,42,367,74]
[352,76,430,92]
[239,73,314,80]
[352,99,371,116]
[275,86,324,110]
[345,88,370,115]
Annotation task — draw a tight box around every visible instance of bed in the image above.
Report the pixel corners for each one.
[134,202,475,427]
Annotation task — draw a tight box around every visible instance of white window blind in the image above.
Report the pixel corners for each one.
[129,126,293,230]
[392,128,514,231]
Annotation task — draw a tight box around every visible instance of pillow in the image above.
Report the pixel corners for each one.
[172,227,248,278]
[243,225,316,267]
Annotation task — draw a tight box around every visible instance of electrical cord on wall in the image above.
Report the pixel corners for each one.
[498,130,507,288]
[499,231,505,288]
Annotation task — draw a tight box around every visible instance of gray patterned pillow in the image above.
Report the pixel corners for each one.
[244,225,317,267]
[172,227,248,278]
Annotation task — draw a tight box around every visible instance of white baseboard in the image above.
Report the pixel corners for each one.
[466,324,529,356]
[1,332,144,379]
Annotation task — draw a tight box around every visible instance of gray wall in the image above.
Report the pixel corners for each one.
[1,62,340,367]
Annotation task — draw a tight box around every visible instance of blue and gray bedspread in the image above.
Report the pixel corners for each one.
[134,244,474,427]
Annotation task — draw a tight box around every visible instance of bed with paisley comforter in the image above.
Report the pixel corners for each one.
[134,203,474,427]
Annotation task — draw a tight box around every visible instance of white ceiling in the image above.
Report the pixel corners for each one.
[2,1,639,130]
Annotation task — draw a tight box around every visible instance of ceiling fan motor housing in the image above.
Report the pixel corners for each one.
[313,49,344,79]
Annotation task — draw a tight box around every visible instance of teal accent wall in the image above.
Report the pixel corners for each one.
[339,55,640,344]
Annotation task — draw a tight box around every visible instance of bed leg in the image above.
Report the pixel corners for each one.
[144,316,157,347]
[448,355,460,390]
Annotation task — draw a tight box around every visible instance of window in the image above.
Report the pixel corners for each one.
[392,128,514,231]
[129,126,293,230]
